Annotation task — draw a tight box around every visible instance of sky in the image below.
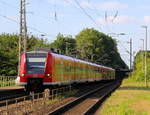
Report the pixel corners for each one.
[0,0,150,67]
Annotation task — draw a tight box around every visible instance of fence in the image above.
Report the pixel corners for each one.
[0,86,72,115]
[0,76,17,87]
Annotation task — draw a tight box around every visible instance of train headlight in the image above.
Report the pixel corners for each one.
[22,74,25,77]
[46,74,50,77]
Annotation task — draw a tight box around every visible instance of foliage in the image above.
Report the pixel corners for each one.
[0,28,128,75]
[27,35,50,51]
[50,33,76,56]
[46,89,77,105]
[0,33,50,76]
[0,34,18,75]
[130,51,150,81]
[100,79,150,115]
[75,28,127,69]
[50,28,127,69]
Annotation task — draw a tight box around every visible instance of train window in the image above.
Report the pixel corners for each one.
[26,53,47,74]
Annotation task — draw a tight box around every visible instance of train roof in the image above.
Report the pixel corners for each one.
[52,53,114,71]
[26,51,114,71]
[27,51,48,53]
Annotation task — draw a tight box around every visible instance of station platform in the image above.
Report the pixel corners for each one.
[0,86,24,92]
[0,86,25,101]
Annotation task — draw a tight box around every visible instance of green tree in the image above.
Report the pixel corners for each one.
[27,35,50,51]
[130,51,150,81]
[0,34,18,75]
[76,28,127,69]
[0,33,50,76]
[50,33,76,56]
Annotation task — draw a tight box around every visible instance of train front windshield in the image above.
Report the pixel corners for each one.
[26,53,47,74]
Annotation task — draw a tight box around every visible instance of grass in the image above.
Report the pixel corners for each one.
[130,51,150,82]
[46,98,60,105]
[0,80,16,87]
[46,89,78,106]
[98,78,150,115]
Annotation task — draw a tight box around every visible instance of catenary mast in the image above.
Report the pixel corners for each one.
[18,0,27,75]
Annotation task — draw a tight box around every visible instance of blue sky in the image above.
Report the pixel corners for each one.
[0,0,150,66]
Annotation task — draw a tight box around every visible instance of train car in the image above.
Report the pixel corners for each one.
[16,50,115,91]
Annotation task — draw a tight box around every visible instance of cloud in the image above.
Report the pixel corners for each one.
[140,5,150,10]
[144,16,150,23]
[97,16,135,25]
[64,0,73,3]
[96,16,113,26]
[113,16,135,24]
[7,16,18,22]
[80,1,92,8]
[46,0,72,6]
[80,1,128,11]
[98,1,128,11]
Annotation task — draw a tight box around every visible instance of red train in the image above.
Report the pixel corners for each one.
[16,50,115,91]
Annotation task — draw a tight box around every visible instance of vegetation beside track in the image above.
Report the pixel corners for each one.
[46,89,78,106]
[0,87,77,114]
[98,51,150,115]
[0,80,15,87]
[0,76,16,87]
[98,79,150,115]
[0,29,128,76]
[130,51,150,82]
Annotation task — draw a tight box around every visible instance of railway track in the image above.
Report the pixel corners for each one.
[0,87,25,101]
[0,87,26,107]
[48,80,120,115]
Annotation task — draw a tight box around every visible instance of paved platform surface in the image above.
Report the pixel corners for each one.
[0,86,25,101]
[0,86,24,91]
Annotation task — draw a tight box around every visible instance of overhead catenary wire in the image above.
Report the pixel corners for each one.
[73,0,102,30]
[0,0,116,36]
[112,11,118,22]
[54,0,57,21]
[84,0,112,32]
[77,0,112,33]
[0,11,129,53]
[0,0,18,9]
[0,0,55,37]
[0,1,128,46]
[0,13,55,38]
[84,0,103,17]
[0,0,55,25]
[119,41,130,53]
[0,0,55,23]
[79,0,114,32]
[72,0,131,59]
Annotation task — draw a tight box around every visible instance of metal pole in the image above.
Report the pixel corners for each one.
[141,25,148,87]
[66,42,68,55]
[140,39,144,71]
[130,38,132,70]
[142,39,144,71]
[18,0,27,76]
[127,38,132,70]
[145,26,148,87]
[18,0,23,76]
[23,0,27,52]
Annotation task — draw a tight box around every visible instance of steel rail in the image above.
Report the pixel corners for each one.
[0,88,25,101]
[48,80,120,115]
[83,81,120,115]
